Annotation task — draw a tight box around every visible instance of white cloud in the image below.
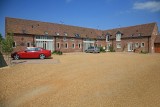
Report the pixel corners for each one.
[133,1,160,12]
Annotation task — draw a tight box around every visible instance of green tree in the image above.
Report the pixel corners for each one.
[0,33,4,53]
[2,33,14,55]
[1,33,14,65]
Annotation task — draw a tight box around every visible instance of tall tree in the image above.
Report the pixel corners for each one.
[0,33,4,52]
[2,33,14,55]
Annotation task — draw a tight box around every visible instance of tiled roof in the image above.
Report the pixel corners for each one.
[6,17,156,39]
[155,35,160,43]
[5,17,103,39]
[103,23,156,39]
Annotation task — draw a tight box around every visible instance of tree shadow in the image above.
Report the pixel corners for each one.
[0,52,8,68]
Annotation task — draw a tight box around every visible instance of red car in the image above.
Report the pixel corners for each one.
[11,47,51,60]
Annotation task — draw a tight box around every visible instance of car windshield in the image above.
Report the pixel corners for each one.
[25,48,34,51]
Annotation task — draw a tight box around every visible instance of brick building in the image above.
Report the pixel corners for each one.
[5,17,160,53]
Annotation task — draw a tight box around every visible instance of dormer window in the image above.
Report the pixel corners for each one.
[44,31,48,35]
[106,35,110,42]
[116,31,122,41]
[56,32,60,36]
[75,34,80,38]
[64,32,68,36]
[116,34,121,41]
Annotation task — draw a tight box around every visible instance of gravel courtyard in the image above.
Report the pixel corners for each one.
[0,52,160,107]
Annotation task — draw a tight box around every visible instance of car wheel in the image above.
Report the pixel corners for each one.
[14,54,20,60]
[40,54,45,59]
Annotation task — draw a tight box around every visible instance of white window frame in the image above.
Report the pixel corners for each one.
[116,34,121,41]
[78,43,81,49]
[106,35,110,42]
[70,38,74,41]
[65,43,68,49]
[57,42,60,49]
[72,43,75,49]
[63,37,67,41]
[135,42,139,48]
[26,42,31,47]
[116,43,121,48]
[64,33,68,36]
[141,42,145,47]
[56,32,60,36]
[12,41,16,48]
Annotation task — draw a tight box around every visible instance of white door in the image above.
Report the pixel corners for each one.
[128,43,133,51]
[106,44,111,51]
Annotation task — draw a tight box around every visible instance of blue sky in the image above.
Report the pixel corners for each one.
[0,0,160,37]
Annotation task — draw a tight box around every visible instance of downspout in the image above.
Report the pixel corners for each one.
[33,35,35,47]
[82,38,84,52]
[148,36,149,53]
[55,36,56,51]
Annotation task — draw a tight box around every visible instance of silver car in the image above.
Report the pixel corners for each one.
[85,47,100,53]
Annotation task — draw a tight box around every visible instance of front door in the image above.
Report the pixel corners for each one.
[106,43,111,51]
[128,43,133,52]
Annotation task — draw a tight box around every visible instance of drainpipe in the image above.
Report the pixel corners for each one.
[55,36,56,51]
[82,38,84,52]
[148,36,149,53]
[33,35,35,47]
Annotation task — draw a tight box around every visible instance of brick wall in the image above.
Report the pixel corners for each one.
[55,37,83,52]
[107,37,150,52]
[13,34,34,52]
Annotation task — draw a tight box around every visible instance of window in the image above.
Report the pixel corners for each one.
[141,42,145,47]
[75,34,80,38]
[95,44,98,47]
[57,42,60,49]
[72,43,75,48]
[78,43,81,48]
[116,43,121,48]
[27,42,31,47]
[35,48,41,51]
[56,37,59,40]
[63,37,67,41]
[12,41,16,48]
[65,43,68,49]
[70,38,74,41]
[106,35,110,42]
[116,34,121,41]
[64,32,68,36]
[56,32,59,36]
[135,43,139,48]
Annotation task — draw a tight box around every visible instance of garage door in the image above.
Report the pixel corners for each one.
[155,44,160,53]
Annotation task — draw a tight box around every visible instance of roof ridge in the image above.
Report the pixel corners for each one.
[104,22,156,31]
[5,17,102,31]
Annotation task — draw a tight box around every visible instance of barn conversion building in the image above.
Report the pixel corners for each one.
[5,17,160,53]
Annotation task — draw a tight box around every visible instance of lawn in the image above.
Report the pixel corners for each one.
[0,53,160,107]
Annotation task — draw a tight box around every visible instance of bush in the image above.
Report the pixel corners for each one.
[99,47,106,53]
[140,50,148,54]
[52,50,63,55]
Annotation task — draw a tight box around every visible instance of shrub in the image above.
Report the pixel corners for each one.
[52,50,63,55]
[99,47,106,53]
[140,50,148,54]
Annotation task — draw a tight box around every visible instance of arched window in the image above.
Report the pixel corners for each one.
[12,41,16,48]
[106,35,110,42]
[26,42,31,47]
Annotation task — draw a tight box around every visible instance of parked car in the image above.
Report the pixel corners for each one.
[85,47,100,53]
[11,47,51,60]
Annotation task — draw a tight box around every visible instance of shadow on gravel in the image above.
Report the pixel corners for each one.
[0,52,8,68]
